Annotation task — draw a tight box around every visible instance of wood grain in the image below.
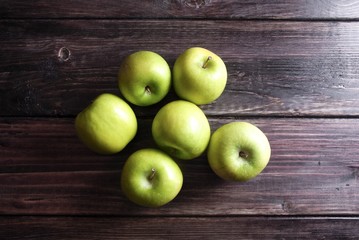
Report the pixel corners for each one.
[1,20,359,117]
[1,0,359,238]
[0,216,358,240]
[1,117,358,215]
[1,0,359,20]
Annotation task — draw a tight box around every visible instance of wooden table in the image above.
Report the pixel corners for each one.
[1,1,359,239]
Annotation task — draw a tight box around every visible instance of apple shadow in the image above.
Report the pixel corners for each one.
[173,154,231,204]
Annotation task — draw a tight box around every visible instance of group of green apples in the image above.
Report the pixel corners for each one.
[75,47,271,207]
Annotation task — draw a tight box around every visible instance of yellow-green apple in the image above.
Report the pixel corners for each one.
[207,122,271,181]
[75,93,137,154]
[118,51,171,106]
[173,47,227,105]
[152,100,211,160]
[121,148,183,207]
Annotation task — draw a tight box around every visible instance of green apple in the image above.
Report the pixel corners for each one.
[118,51,171,106]
[152,100,211,160]
[121,148,183,207]
[173,47,227,105]
[75,93,137,154]
[207,122,271,181]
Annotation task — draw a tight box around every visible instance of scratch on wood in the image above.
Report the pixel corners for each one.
[24,197,45,202]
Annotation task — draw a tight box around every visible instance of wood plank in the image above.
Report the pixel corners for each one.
[1,0,359,20]
[0,216,358,240]
[1,117,359,215]
[1,20,359,117]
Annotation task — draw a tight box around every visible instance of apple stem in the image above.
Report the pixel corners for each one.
[239,151,249,159]
[148,168,156,181]
[145,86,152,95]
[202,56,212,69]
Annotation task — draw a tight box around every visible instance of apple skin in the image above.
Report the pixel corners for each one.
[75,93,137,155]
[121,148,183,207]
[207,122,271,181]
[118,51,171,106]
[152,100,211,160]
[173,47,227,105]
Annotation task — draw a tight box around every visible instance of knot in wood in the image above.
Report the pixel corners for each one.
[181,0,211,9]
[281,200,292,213]
[58,47,71,62]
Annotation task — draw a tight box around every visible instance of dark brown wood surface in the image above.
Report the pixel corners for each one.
[2,0,359,20]
[1,217,358,240]
[1,1,359,239]
[1,118,359,216]
[1,20,359,117]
